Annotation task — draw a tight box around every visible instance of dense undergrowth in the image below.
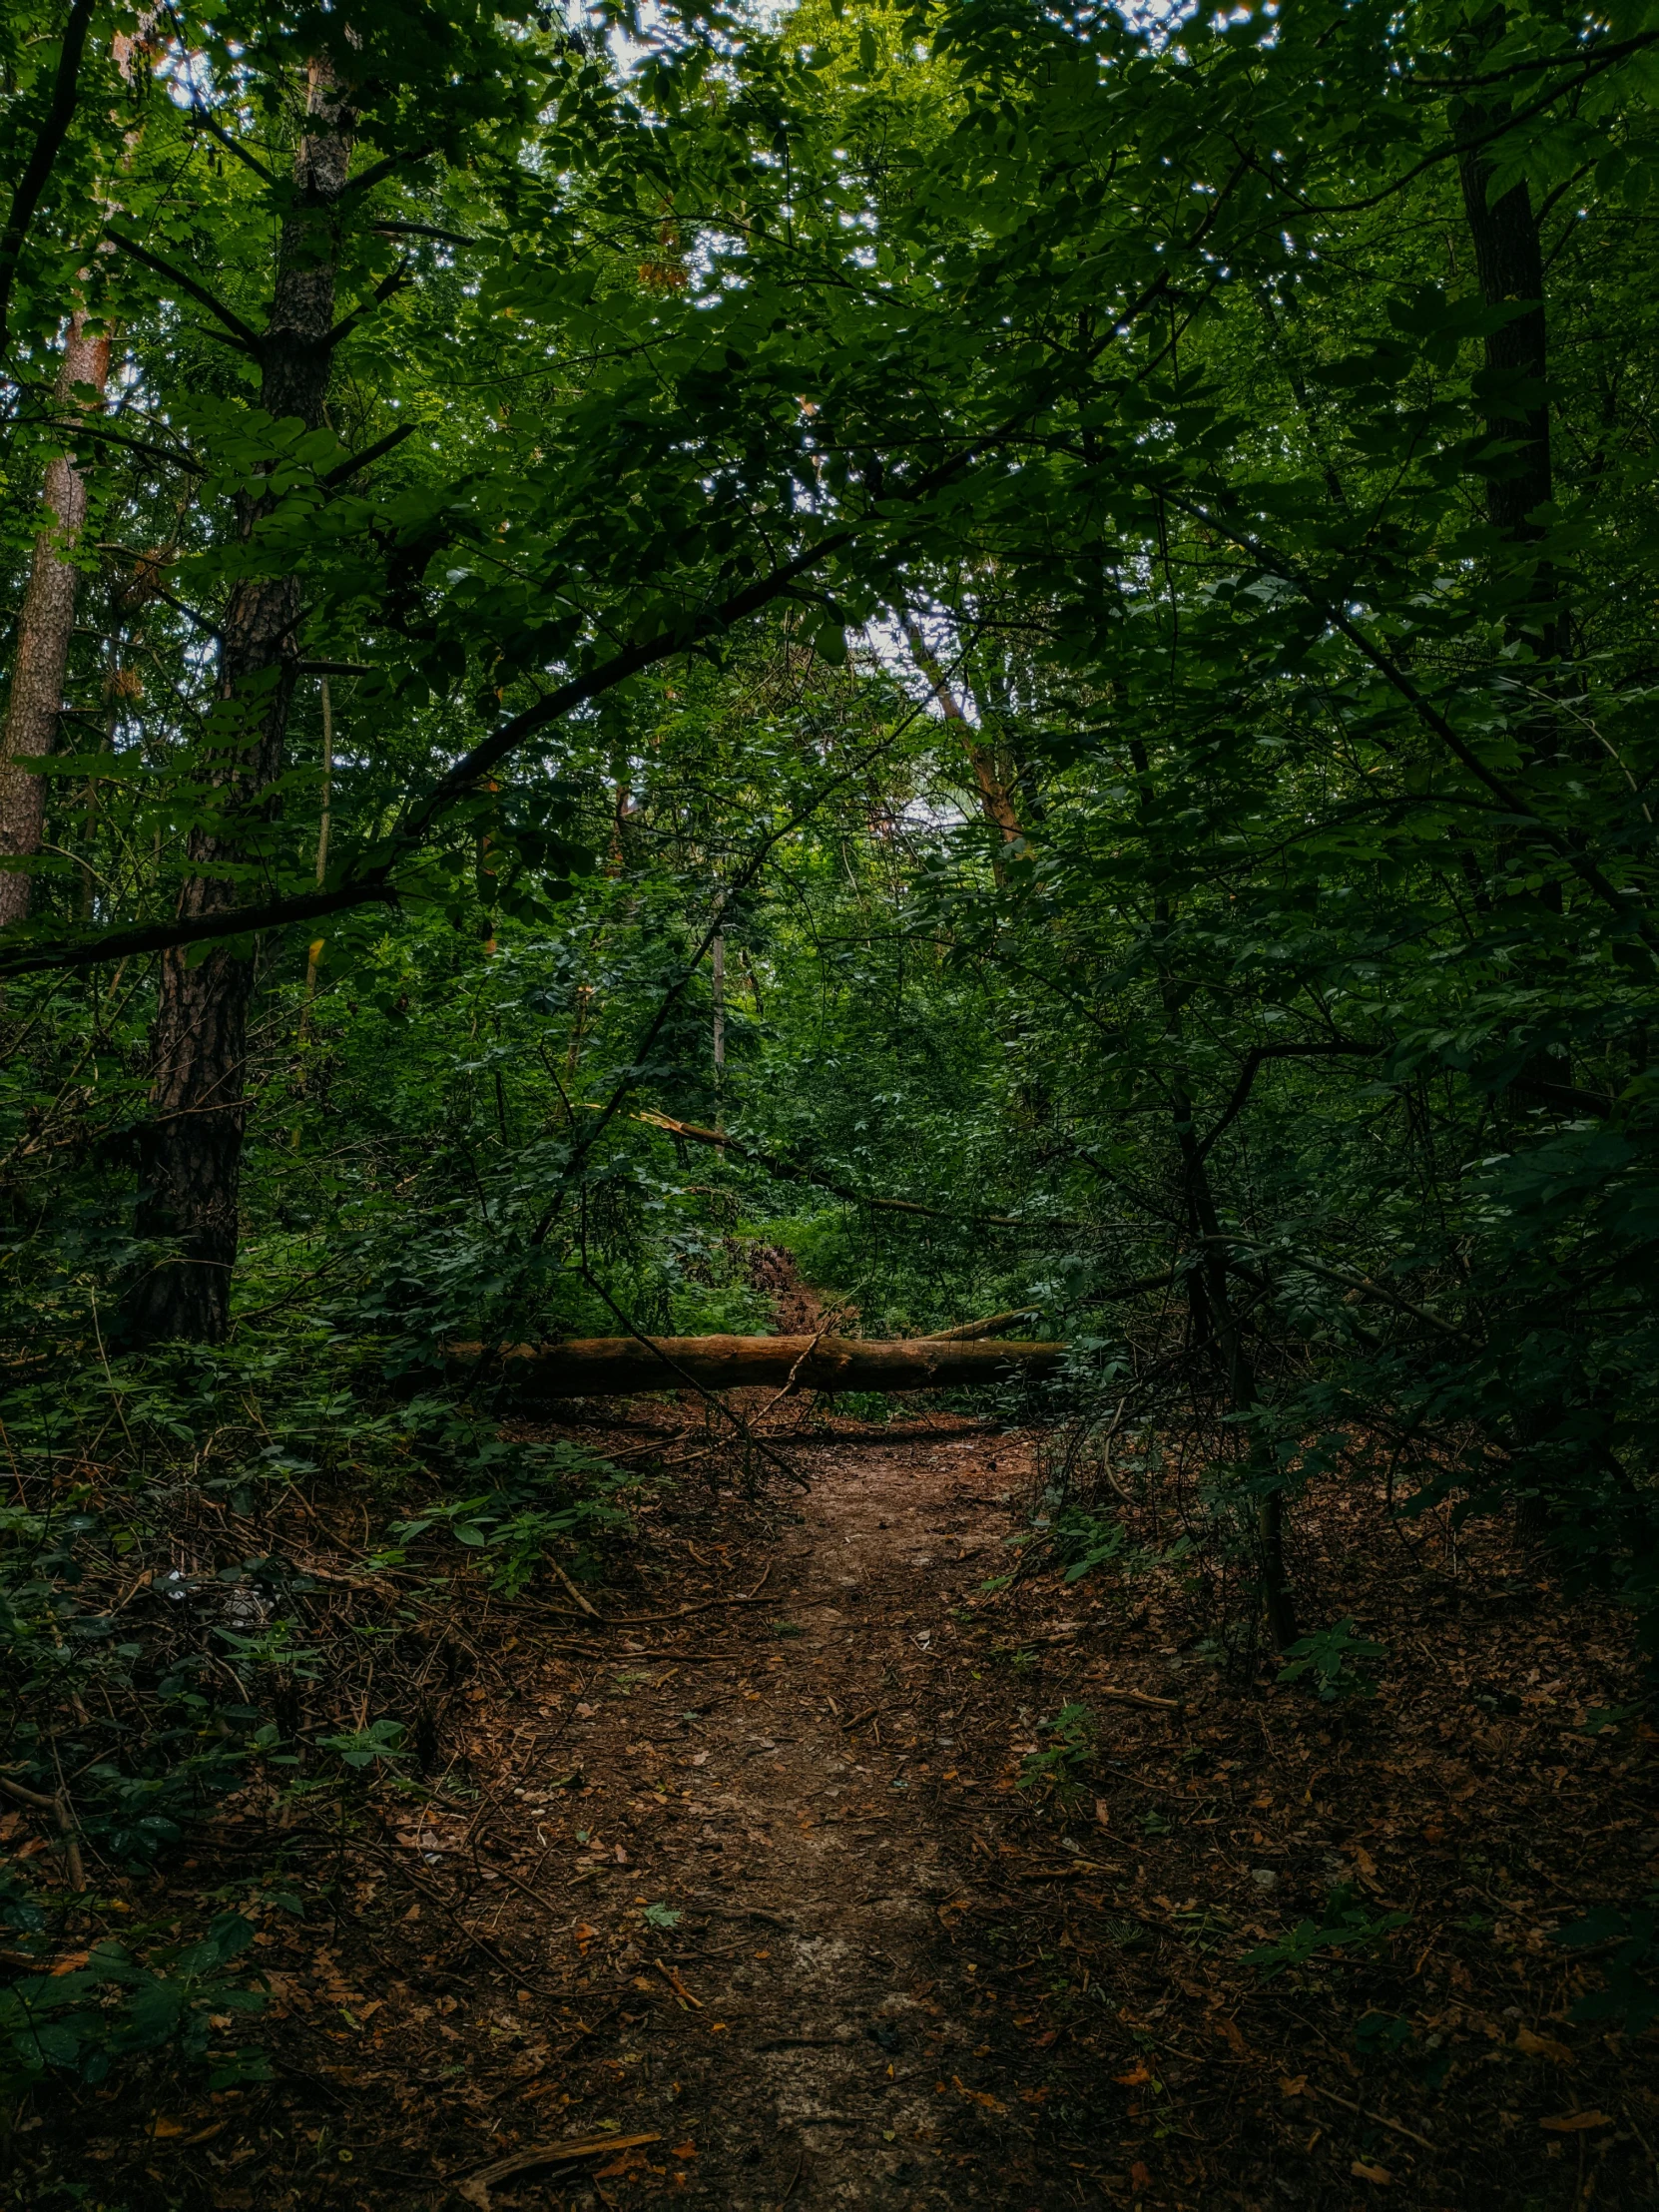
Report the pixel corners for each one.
[4,0,1659,2166]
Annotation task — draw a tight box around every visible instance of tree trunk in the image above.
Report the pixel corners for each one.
[0,311,110,927]
[1129,735,1299,1648]
[449,1334,1069,1397]
[1454,17,1564,662]
[900,612,1023,870]
[1169,1085,1299,1650]
[126,63,349,1345]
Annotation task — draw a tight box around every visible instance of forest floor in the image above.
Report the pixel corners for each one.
[9,1400,1658,2212]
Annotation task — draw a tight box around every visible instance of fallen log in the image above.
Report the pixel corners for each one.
[449,1334,1068,1396]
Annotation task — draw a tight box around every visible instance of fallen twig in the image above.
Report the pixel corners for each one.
[1291,2077,1435,2152]
[683,1901,794,1928]
[0,1774,84,1892]
[354,1837,536,1986]
[456,2134,662,2208]
[653,1956,703,2007]
[1090,1684,1183,1712]
[548,1556,601,1618]
[593,1562,776,1625]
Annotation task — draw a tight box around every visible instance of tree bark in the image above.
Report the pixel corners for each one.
[900,612,1024,873]
[0,311,110,926]
[1454,15,1564,661]
[450,1334,1069,1397]
[126,63,349,1345]
[1129,734,1298,1647]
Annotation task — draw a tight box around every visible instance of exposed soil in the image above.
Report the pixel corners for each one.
[8,1410,1658,2211]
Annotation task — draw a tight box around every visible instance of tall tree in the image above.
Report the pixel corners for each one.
[125,58,351,1343]
[0,307,109,924]
[1453,10,1565,661]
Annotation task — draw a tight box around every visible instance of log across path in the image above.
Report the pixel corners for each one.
[450,1333,1068,1397]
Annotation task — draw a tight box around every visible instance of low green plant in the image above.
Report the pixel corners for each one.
[386,1439,638,1597]
[214,1620,324,1681]
[1353,2010,1414,2060]
[315,1718,409,1771]
[0,1908,270,2095]
[1243,1887,1411,1979]
[1276,1619,1387,1703]
[1552,1905,1659,2033]
[1018,1702,1096,1798]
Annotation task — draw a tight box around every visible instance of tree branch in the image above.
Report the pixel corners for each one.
[319,420,414,484]
[51,418,204,474]
[1268,53,1644,220]
[189,103,278,187]
[1159,487,1659,956]
[0,0,96,362]
[0,1775,84,1892]
[369,220,475,247]
[633,1108,1038,1230]
[338,149,438,204]
[105,229,264,353]
[1197,1041,1380,1162]
[97,545,221,638]
[321,262,412,353]
[1409,29,1659,90]
[0,255,1187,976]
[0,881,398,979]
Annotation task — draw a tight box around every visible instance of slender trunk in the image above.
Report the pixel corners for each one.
[1129,736,1298,1646]
[1454,18,1564,664]
[1170,1083,1297,1648]
[711,926,725,1099]
[79,671,122,920]
[127,64,349,1345]
[900,613,1023,869]
[301,675,332,1003]
[0,312,110,925]
[1456,10,1581,1264]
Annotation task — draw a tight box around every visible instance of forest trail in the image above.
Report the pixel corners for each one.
[28,1410,1652,2212]
[556,1430,1057,2210]
[452,1420,1097,2211]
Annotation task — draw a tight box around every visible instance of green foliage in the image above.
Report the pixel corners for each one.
[1552,1906,1659,2035]
[386,1437,639,1597]
[0,1904,269,2095]
[1018,1702,1096,1799]
[1353,2010,1414,2062]
[1243,1890,1413,1981]
[315,1718,409,1772]
[1049,1507,1186,1587]
[1276,1620,1388,1703]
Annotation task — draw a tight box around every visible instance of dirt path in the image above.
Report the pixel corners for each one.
[578,1431,1049,2210]
[458,1423,1085,2211]
[32,1413,1655,2212]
